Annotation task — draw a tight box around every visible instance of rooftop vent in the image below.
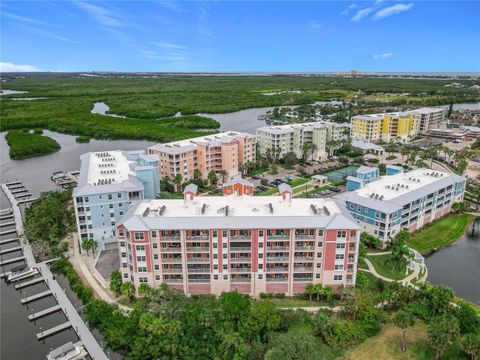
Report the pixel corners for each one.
[201,203,207,215]
[268,203,274,214]
[142,207,150,217]
[159,205,166,216]
[225,205,230,216]
[310,204,318,215]
[323,206,330,216]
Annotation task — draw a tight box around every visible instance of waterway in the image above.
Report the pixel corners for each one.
[425,217,480,305]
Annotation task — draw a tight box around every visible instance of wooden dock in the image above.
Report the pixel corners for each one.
[5,181,21,186]
[0,221,16,228]
[15,277,45,289]
[0,214,14,220]
[0,229,16,236]
[0,256,26,266]
[28,305,62,321]
[21,290,53,304]
[15,193,32,199]
[0,246,22,255]
[36,322,72,340]
[0,238,17,245]
[18,197,38,205]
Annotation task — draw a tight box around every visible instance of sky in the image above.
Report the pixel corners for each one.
[1,1,479,72]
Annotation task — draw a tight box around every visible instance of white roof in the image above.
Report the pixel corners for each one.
[313,174,327,180]
[223,177,253,187]
[410,107,445,115]
[256,121,349,135]
[337,168,465,213]
[356,166,377,175]
[148,131,254,154]
[183,184,198,194]
[352,140,384,152]
[119,195,360,231]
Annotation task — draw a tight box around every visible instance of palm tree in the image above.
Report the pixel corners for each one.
[394,309,415,352]
[81,239,92,255]
[219,169,228,183]
[121,282,136,302]
[208,170,218,185]
[314,283,324,301]
[193,168,202,182]
[305,284,315,302]
[173,174,182,192]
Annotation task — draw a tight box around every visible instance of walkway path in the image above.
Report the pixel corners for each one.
[1,183,108,360]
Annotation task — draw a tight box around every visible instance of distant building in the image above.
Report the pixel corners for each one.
[351,107,447,144]
[148,131,255,182]
[73,150,159,247]
[256,121,350,161]
[336,168,466,246]
[117,187,360,296]
[346,166,380,191]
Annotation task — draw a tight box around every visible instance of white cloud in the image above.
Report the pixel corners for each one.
[151,42,186,49]
[373,3,414,20]
[156,1,185,13]
[74,1,123,28]
[0,62,41,72]
[1,11,53,26]
[373,52,394,59]
[308,20,323,30]
[15,24,78,43]
[340,3,357,16]
[351,7,374,22]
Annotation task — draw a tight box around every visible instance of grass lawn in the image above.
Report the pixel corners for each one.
[289,178,307,188]
[341,322,466,360]
[366,254,409,280]
[407,214,474,255]
[258,187,279,196]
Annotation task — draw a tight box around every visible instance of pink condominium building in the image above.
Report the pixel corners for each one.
[147,131,256,182]
[117,185,360,297]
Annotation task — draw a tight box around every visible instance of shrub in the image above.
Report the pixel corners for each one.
[274,293,286,299]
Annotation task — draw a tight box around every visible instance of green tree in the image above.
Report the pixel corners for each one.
[265,326,326,360]
[314,283,325,302]
[394,309,415,352]
[121,282,136,302]
[193,168,202,182]
[138,283,151,297]
[208,170,218,185]
[305,284,315,302]
[173,174,182,192]
[460,333,480,360]
[81,238,93,255]
[109,270,122,296]
[428,316,460,360]
[240,300,282,342]
[219,169,228,183]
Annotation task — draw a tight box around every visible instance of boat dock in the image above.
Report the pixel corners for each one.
[28,304,62,321]
[15,276,44,289]
[0,229,16,236]
[0,246,22,254]
[37,321,72,340]
[51,170,80,188]
[1,181,108,360]
[0,238,17,245]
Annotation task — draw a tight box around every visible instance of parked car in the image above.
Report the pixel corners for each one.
[320,190,327,196]
[329,186,341,192]
[285,175,294,181]
[275,178,286,184]
[269,181,278,187]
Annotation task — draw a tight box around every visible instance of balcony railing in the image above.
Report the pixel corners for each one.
[266,256,289,261]
[266,267,289,273]
[267,246,289,251]
[295,246,314,251]
[294,256,314,262]
[346,278,354,284]
[188,278,211,283]
[187,268,210,273]
[187,257,210,263]
[293,277,313,282]
[266,234,290,240]
[230,257,252,263]
[347,268,354,273]
[162,268,183,274]
[162,258,182,263]
[186,235,209,241]
[161,236,181,241]
[266,277,288,282]
[186,247,210,253]
[230,235,251,241]
[230,267,252,273]
[230,247,252,252]
[163,278,183,283]
[295,234,315,240]
[230,277,251,283]
[348,258,355,264]
[161,247,182,253]
[293,267,313,272]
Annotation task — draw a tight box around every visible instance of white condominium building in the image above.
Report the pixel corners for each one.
[256,121,350,161]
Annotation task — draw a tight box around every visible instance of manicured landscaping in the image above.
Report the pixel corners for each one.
[407,214,474,255]
[5,129,60,159]
[258,187,279,196]
[75,135,91,143]
[366,254,409,280]
[289,177,307,187]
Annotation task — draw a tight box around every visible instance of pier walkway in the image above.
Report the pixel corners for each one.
[1,183,107,360]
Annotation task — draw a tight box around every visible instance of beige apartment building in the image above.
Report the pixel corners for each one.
[256,121,350,161]
[148,132,255,181]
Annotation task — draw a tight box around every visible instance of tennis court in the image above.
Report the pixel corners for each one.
[322,166,358,183]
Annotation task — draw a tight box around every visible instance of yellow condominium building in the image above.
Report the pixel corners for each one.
[352,112,419,143]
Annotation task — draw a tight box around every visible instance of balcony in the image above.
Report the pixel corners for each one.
[163,278,183,283]
[348,257,355,264]
[295,246,314,251]
[293,266,313,272]
[186,247,210,253]
[187,257,210,263]
[346,278,354,284]
[267,246,289,251]
[293,277,313,282]
[161,257,182,263]
[231,277,251,283]
[266,256,289,262]
[230,247,252,252]
[187,268,210,273]
[230,267,251,273]
[295,234,315,240]
[294,256,314,262]
[161,236,181,242]
[186,235,209,241]
[266,267,289,273]
[266,234,290,240]
[266,277,288,282]
[188,278,211,283]
[230,235,251,241]
[230,257,252,263]
[347,268,355,273]
[162,268,183,274]
[161,247,182,253]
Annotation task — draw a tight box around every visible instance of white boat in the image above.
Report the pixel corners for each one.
[47,342,87,360]
[6,264,39,282]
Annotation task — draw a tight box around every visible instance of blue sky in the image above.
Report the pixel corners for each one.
[1,1,479,72]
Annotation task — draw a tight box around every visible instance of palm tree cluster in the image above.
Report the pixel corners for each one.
[304,283,334,302]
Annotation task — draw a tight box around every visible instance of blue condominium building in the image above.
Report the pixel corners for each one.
[73,150,160,248]
[336,168,466,247]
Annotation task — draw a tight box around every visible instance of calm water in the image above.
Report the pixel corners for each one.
[425,218,480,305]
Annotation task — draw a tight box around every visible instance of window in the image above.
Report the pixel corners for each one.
[155,275,160,281]
[119,229,125,237]
[213,264,218,270]
[109,204,113,209]
[259,264,263,269]
[259,242,263,248]
[154,265,159,270]
[85,197,89,203]
[316,274,321,279]
[336,243,346,249]
[316,263,321,268]
[258,274,263,279]
[122,263,127,268]
[136,245,145,251]
[212,230,218,238]
[334,275,343,281]
[337,230,347,239]
[213,243,217,249]
[334,264,344,271]
[152,243,158,249]
[123,273,129,279]
[223,265,228,270]
[259,230,264,237]
[135,232,145,240]
[222,230,228,238]
[259,253,263,258]
[335,254,344,260]
[223,254,227,259]
[121,252,126,258]
[151,231,157,238]
[139,277,148,283]
[153,254,159,260]
[214,275,218,280]
[117,193,122,198]
[223,275,228,280]
[318,229,324,236]
[317,241,323,247]
[317,252,322,257]
[138,267,147,272]
[223,243,227,249]
[137,256,146,262]
[213,254,218,259]
[108,194,113,200]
